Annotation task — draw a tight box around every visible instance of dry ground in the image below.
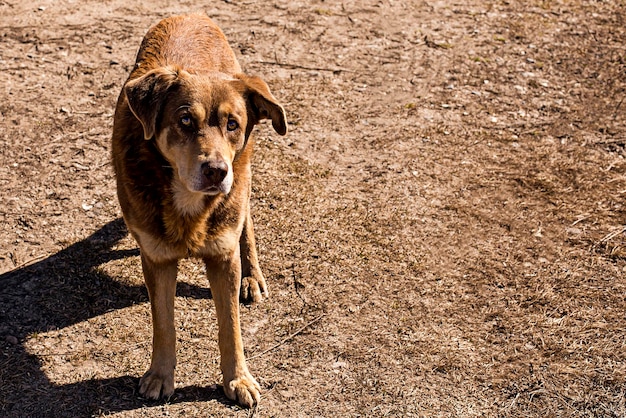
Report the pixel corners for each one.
[1,0,625,417]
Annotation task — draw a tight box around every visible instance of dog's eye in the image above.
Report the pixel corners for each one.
[180,115,193,128]
[226,119,239,132]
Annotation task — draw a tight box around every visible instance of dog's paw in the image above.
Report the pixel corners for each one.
[240,271,269,304]
[139,368,175,400]
[224,372,261,408]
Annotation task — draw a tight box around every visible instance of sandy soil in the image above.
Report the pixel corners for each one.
[1,0,625,416]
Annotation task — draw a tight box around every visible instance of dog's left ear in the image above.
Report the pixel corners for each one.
[233,74,287,136]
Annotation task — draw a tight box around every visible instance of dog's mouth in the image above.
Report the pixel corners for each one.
[187,180,230,196]
[201,185,222,195]
[184,169,233,196]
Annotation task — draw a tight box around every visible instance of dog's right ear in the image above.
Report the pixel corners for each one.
[124,67,180,140]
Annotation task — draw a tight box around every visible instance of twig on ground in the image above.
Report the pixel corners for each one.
[1,253,48,277]
[600,226,626,243]
[248,313,325,360]
[251,60,351,73]
[292,264,307,306]
[35,341,149,357]
[571,214,592,226]
[614,95,624,120]
[247,404,258,418]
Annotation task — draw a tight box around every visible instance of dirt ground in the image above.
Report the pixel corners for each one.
[1,0,625,416]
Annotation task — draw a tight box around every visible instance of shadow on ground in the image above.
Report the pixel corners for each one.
[0,218,229,417]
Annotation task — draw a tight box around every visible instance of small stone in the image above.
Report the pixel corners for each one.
[332,361,347,369]
[278,388,294,398]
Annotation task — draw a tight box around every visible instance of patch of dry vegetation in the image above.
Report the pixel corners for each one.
[1,0,625,417]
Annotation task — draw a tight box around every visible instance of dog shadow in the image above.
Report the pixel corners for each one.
[0,218,234,417]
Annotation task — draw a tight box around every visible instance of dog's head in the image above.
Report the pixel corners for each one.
[124,66,287,196]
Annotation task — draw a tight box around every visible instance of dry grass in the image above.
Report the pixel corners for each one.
[1,0,625,416]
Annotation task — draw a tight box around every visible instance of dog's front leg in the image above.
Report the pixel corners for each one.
[205,246,260,408]
[240,207,268,304]
[139,254,178,400]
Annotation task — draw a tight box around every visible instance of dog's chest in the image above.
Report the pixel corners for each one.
[155,181,243,260]
[136,216,239,263]
[171,179,209,218]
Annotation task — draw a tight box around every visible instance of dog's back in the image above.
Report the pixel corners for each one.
[132,15,242,78]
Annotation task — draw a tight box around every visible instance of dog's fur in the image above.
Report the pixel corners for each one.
[111,14,286,407]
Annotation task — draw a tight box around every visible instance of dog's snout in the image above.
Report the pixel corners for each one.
[201,160,229,185]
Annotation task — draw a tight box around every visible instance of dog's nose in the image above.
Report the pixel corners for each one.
[201,160,228,186]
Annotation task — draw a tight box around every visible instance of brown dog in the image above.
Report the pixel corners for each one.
[111,14,286,407]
